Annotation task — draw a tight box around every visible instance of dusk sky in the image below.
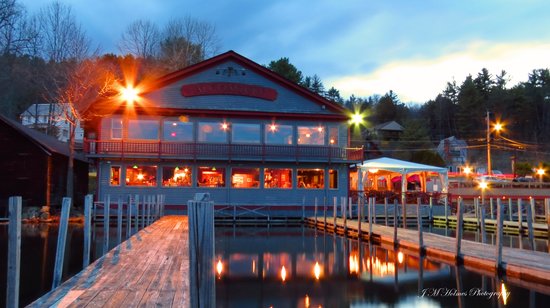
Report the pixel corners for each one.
[21,0,550,104]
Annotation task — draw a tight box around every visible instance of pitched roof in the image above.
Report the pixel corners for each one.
[357,157,448,174]
[374,121,404,131]
[0,114,87,162]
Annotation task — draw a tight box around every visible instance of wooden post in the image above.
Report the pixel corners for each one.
[480,207,487,244]
[314,197,318,226]
[343,197,348,235]
[103,195,110,255]
[372,198,376,224]
[518,198,523,233]
[357,195,362,238]
[126,195,132,238]
[417,198,423,253]
[117,197,123,245]
[83,194,92,268]
[402,195,407,228]
[333,197,337,227]
[508,198,513,221]
[302,196,305,221]
[393,199,398,246]
[368,197,373,239]
[530,198,536,224]
[348,197,352,219]
[429,197,433,222]
[474,197,479,221]
[7,196,22,308]
[546,198,550,246]
[455,197,464,264]
[444,196,448,225]
[384,197,388,226]
[147,195,152,226]
[323,200,327,231]
[490,198,494,219]
[188,193,215,308]
[133,195,139,234]
[495,199,504,273]
[52,197,71,289]
[527,198,535,250]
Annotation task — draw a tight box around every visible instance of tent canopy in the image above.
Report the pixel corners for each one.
[355,157,448,193]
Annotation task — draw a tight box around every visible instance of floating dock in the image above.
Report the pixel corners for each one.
[305,216,550,293]
[28,216,189,307]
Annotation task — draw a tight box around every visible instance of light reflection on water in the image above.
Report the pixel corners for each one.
[214,226,550,307]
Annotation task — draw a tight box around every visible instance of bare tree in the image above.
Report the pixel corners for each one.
[37,1,91,62]
[159,16,220,71]
[0,0,39,55]
[118,19,160,59]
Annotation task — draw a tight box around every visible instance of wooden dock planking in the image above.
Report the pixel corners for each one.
[306,217,550,288]
[28,216,190,308]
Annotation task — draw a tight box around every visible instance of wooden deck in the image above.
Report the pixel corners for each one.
[305,216,550,292]
[28,216,189,307]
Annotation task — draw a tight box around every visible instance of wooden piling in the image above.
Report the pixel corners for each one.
[546,198,550,245]
[188,193,215,308]
[372,198,376,224]
[333,197,337,227]
[393,199,398,246]
[480,207,487,244]
[496,199,504,273]
[490,198,494,219]
[357,196,362,238]
[7,196,22,308]
[518,198,523,232]
[368,197,373,239]
[527,198,535,250]
[83,194,92,268]
[508,198,513,221]
[429,197,433,222]
[348,197,353,219]
[343,197,348,235]
[103,195,110,255]
[133,195,139,234]
[384,198,388,226]
[117,197,123,245]
[455,197,464,264]
[52,197,71,289]
[444,196,448,225]
[126,195,132,238]
[314,197,318,226]
[417,198,423,253]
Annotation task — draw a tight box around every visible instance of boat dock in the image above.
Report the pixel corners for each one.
[304,216,550,291]
[28,216,190,307]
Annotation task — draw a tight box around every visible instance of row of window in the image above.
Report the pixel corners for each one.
[110,118,339,146]
[110,165,338,189]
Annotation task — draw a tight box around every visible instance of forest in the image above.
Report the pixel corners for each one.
[0,0,548,176]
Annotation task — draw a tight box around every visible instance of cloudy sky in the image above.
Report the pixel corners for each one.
[21,0,550,104]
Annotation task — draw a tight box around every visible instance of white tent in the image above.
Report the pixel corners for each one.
[354,157,448,194]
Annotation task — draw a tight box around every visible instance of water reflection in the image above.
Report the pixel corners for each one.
[214,226,550,308]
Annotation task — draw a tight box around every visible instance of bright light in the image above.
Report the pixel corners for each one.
[120,86,139,104]
[281,266,287,282]
[537,168,545,176]
[501,282,509,305]
[317,126,324,132]
[397,251,404,264]
[479,181,488,190]
[494,122,503,132]
[349,255,359,274]
[313,262,321,280]
[463,166,472,175]
[221,123,229,130]
[216,260,223,277]
[305,295,310,308]
[350,113,363,125]
[137,173,144,181]
[269,124,277,132]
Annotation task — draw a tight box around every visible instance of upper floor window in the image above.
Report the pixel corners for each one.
[111,118,123,139]
[232,123,260,144]
[329,126,339,146]
[128,119,159,140]
[163,120,193,141]
[265,124,293,145]
[198,122,228,143]
[297,126,325,145]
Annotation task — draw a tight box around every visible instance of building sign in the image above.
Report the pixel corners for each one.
[181,82,278,101]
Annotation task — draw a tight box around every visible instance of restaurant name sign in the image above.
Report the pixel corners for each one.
[181,82,278,101]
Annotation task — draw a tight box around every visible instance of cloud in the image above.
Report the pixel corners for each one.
[327,41,550,104]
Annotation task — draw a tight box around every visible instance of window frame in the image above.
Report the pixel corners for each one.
[231,167,260,189]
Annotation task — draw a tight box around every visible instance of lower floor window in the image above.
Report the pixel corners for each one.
[264,168,292,188]
[198,167,225,187]
[329,169,338,189]
[231,168,260,188]
[126,165,157,186]
[162,166,192,187]
[297,169,324,189]
[110,166,120,186]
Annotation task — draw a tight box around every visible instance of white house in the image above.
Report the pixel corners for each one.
[20,103,84,143]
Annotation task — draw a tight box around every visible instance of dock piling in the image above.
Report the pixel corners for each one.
[52,197,71,289]
[384,198,388,226]
[417,198,423,253]
[7,196,22,308]
[117,197,123,245]
[496,199,504,274]
[480,207,487,244]
[527,198,535,250]
[455,197,464,264]
[103,195,110,255]
[83,194,92,268]
[393,199,398,246]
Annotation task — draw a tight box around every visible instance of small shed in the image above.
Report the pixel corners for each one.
[0,114,88,212]
[353,157,448,194]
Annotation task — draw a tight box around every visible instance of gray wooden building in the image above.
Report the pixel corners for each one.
[83,51,363,212]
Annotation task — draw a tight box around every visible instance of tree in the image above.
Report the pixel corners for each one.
[0,0,40,56]
[37,1,91,62]
[325,86,343,104]
[267,57,303,84]
[118,19,160,59]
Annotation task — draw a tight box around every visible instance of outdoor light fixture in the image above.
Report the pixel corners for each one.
[397,251,404,264]
[221,122,229,130]
[350,113,363,125]
[313,262,321,280]
[216,260,223,277]
[537,168,545,182]
[281,266,287,282]
[269,124,277,132]
[120,86,139,104]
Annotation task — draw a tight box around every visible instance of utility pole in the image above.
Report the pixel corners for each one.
[486,111,492,176]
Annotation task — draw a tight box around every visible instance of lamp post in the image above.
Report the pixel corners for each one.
[486,111,502,176]
[479,181,488,206]
[537,168,545,183]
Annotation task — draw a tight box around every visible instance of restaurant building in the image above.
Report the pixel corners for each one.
[83,51,363,210]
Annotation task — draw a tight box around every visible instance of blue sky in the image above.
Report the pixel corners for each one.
[21,0,550,104]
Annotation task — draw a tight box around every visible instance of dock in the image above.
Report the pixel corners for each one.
[28,216,190,307]
[305,216,550,291]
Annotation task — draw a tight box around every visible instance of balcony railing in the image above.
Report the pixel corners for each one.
[84,139,364,163]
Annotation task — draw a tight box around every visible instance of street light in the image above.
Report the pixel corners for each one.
[486,111,503,176]
[479,181,488,205]
[537,168,545,182]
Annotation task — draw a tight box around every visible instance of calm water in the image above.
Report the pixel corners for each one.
[0,222,549,307]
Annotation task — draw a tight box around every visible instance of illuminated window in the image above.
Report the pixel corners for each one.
[198,167,225,187]
[110,166,121,186]
[198,122,228,143]
[297,169,324,189]
[163,120,193,141]
[265,124,293,144]
[297,126,325,145]
[126,165,157,186]
[329,126,339,146]
[329,169,338,189]
[232,123,260,144]
[264,168,292,189]
[162,166,192,187]
[231,168,260,188]
[128,119,159,140]
[111,118,123,139]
